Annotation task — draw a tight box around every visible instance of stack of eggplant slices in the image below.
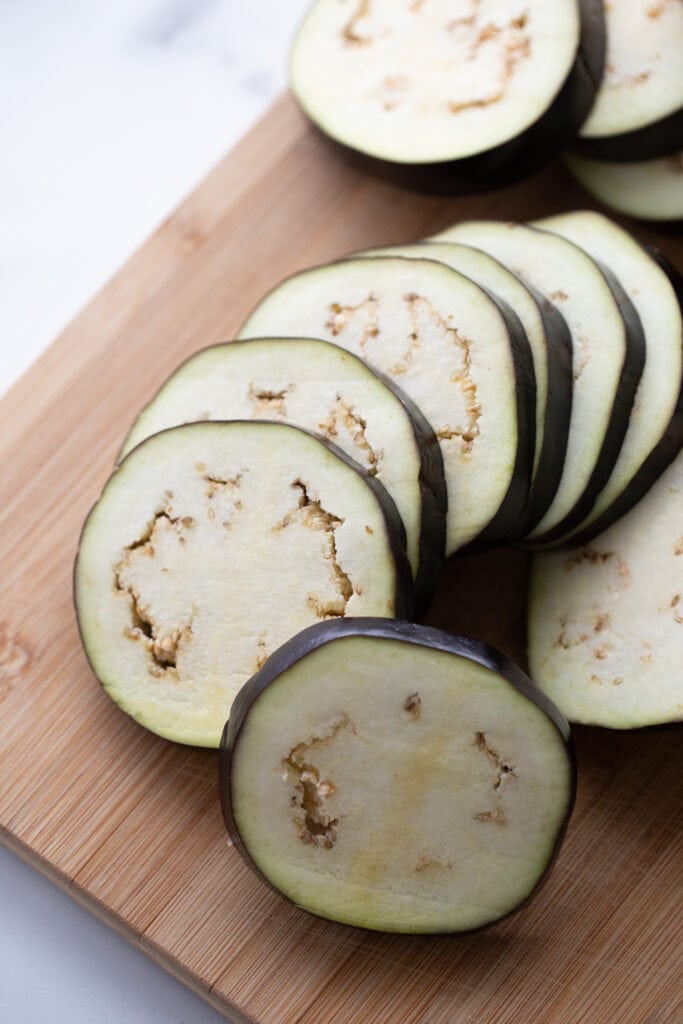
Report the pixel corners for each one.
[75,205,682,933]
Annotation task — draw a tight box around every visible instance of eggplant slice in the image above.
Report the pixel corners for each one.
[289,0,604,193]
[576,0,683,161]
[355,240,572,532]
[120,337,446,611]
[432,221,646,544]
[565,150,683,225]
[74,421,412,747]
[533,211,683,546]
[238,256,536,557]
[221,618,575,933]
[528,449,683,729]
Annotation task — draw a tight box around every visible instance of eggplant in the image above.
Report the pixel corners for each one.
[565,150,683,227]
[533,210,683,546]
[528,449,683,728]
[74,421,412,748]
[220,618,575,933]
[120,337,446,612]
[289,0,605,194]
[576,0,683,162]
[431,221,646,544]
[238,256,536,557]
[355,240,573,533]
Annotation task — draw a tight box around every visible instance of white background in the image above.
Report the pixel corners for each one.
[0,1,309,1021]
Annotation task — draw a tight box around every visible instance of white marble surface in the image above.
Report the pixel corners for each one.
[0,1,309,1021]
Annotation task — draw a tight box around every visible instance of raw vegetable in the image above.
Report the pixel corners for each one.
[528,449,683,728]
[120,337,447,610]
[238,255,536,556]
[221,618,575,933]
[289,0,605,193]
[75,421,412,747]
[565,151,683,225]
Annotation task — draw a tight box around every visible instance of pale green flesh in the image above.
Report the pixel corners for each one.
[565,152,683,221]
[239,257,523,556]
[121,337,429,581]
[75,423,403,747]
[528,450,683,728]
[232,637,571,932]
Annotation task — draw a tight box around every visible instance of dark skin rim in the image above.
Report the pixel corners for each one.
[219,618,576,935]
[575,106,683,164]
[294,0,605,196]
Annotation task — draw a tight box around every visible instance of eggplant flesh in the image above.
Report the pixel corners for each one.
[238,256,535,557]
[533,211,683,547]
[528,450,683,729]
[289,0,604,193]
[120,337,446,611]
[432,221,646,544]
[74,421,412,747]
[565,151,683,225]
[221,619,574,933]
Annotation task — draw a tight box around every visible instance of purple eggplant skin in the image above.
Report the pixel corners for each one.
[544,247,683,550]
[457,292,537,554]
[218,618,576,935]
[521,260,647,548]
[300,0,605,196]
[575,107,683,163]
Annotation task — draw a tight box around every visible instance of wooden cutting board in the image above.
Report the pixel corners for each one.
[1,94,681,1024]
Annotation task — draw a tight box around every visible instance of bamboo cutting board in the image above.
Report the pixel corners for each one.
[1,94,681,1024]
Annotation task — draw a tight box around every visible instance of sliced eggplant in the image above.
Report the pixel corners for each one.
[528,449,683,728]
[238,256,536,556]
[577,0,683,161]
[120,337,446,611]
[533,210,683,545]
[431,221,646,544]
[220,618,575,933]
[289,0,604,193]
[74,421,412,748]
[565,150,683,225]
[355,240,572,531]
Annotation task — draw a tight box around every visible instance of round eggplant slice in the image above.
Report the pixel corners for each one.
[528,449,683,729]
[238,257,535,557]
[533,211,683,546]
[432,221,646,544]
[577,0,683,161]
[119,337,446,611]
[221,618,575,934]
[354,241,572,532]
[289,0,604,193]
[565,150,683,225]
[74,421,412,748]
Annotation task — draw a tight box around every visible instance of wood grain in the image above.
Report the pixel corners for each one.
[1,93,681,1024]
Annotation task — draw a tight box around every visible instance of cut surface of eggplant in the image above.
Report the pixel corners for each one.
[289,0,604,191]
[74,421,412,748]
[577,0,683,160]
[356,240,572,531]
[534,211,683,545]
[565,151,683,224]
[120,337,446,609]
[238,256,535,557]
[432,221,646,543]
[221,618,574,933]
[528,449,683,729]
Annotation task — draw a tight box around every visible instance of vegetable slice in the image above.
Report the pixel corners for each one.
[533,210,683,545]
[431,221,646,544]
[120,337,446,610]
[289,0,604,192]
[238,256,535,557]
[355,240,572,532]
[75,421,412,747]
[220,618,575,933]
[528,449,683,728]
[565,150,683,225]
[576,0,683,161]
